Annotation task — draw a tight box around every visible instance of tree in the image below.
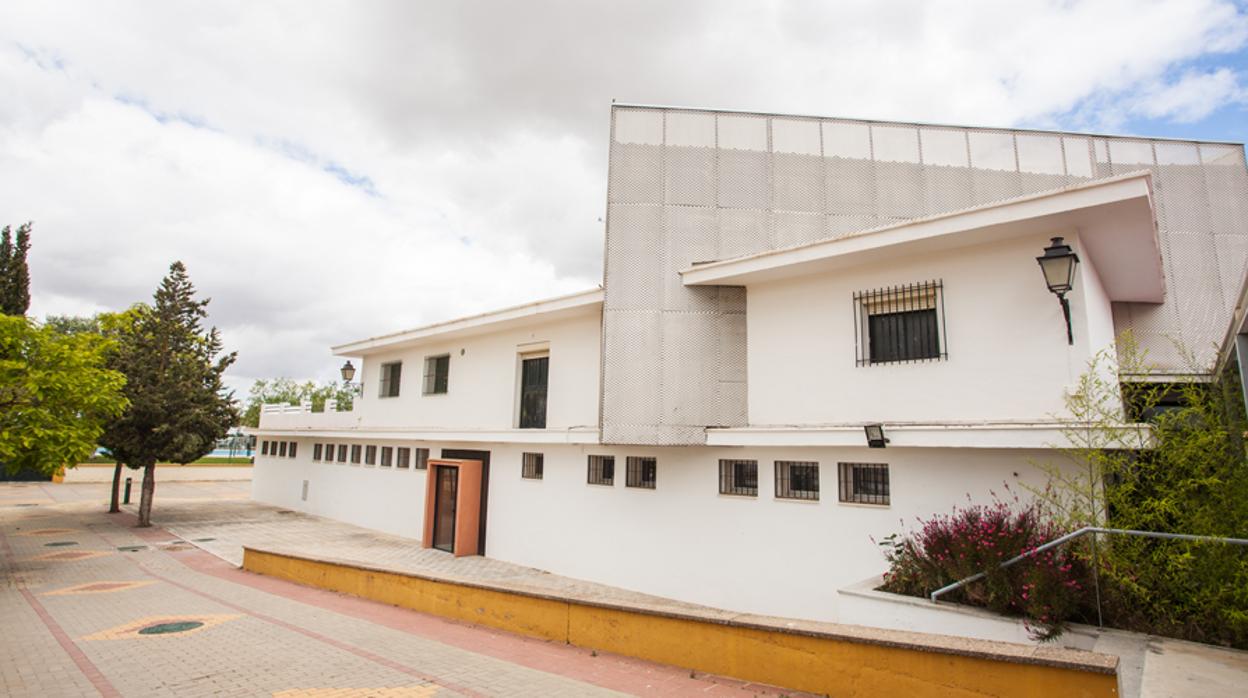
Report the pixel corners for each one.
[0,315,127,477]
[44,314,101,336]
[0,222,32,316]
[241,377,354,428]
[100,262,238,527]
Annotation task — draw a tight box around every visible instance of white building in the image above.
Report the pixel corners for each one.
[253,105,1248,623]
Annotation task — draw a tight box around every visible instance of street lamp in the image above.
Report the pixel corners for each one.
[1036,237,1080,345]
[340,360,361,395]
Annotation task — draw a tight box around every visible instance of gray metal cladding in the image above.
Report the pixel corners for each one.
[601,105,1248,445]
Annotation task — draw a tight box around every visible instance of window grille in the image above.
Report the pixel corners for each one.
[279,441,288,458]
[350,444,362,464]
[337,444,348,463]
[719,459,758,496]
[423,355,450,394]
[364,445,376,465]
[261,441,269,456]
[396,447,410,469]
[522,452,544,479]
[518,355,549,429]
[414,447,429,470]
[380,446,393,467]
[324,444,334,463]
[379,361,402,398]
[838,462,890,505]
[312,444,322,461]
[853,280,946,366]
[288,442,297,459]
[587,455,614,485]
[775,461,819,500]
[625,456,656,489]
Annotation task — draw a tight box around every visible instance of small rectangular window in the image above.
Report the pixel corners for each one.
[365,445,377,465]
[414,447,429,470]
[838,462,890,505]
[719,459,758,496]
[337,444,348,463]
[380,446,393,467]
[423,355,450,395]
[854,280,946,366]
[312,444,323,461]
[626,456,657,489]
[279,441,288,458]
[518,354,549,429]
[379,361,402,398]
[522,452,544,480]
[396,447,411,469]
[261,440,269,456]
[775,461,819,501]
[288,442,297,459]
[350,444,362,464]
[324,444,334,463]
[587,455,614,486]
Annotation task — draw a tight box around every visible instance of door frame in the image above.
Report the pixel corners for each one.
[431,465,458,553]
[421,458,483,557]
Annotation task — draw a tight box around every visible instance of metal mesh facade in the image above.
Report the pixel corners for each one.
[602,105,1248,445]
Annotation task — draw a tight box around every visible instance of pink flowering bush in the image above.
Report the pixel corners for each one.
[877,493,1092,641]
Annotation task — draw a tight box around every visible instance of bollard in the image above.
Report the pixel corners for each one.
[123,477,132,505]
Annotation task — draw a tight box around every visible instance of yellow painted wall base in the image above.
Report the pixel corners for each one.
[243,548,1118,698]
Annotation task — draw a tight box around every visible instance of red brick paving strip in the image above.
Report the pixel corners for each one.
[0,529,121,698]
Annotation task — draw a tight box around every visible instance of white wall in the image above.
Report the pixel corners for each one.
[346,310,601,431]
[746,231,1119,425]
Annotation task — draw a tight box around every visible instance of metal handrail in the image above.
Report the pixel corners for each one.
[929,527,1248,603]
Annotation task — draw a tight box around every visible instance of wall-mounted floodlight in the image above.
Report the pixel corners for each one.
[865,424,889,448]
[1036,237,1080,345]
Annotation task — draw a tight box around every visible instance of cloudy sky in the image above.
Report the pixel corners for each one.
[2,1,1247,395]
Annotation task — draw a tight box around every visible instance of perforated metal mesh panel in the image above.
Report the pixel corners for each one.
[602,105,1248,445]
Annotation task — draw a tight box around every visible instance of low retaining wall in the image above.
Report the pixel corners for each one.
[61,463,253,483]
[243,547,1119,697]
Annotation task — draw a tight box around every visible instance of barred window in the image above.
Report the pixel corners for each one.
[587,455,614,486]
[414,447,429,470]
[522,452,544,480]
[350,444,362,464]
[337,444,348,463]
[288,442,297,459]
[719,459,758,497]
[379,361,402,398]
[854,280,946,366]
[325,444,335,463]
[396,447,411,469]
[775,461,819,501]
[423,355,450,395]
[365,445,377,465]
[261,440,269,456]
[279,441,288,458]
[625,456,656,489]
[380,446,393,467]
[838,462,890,505]
[312,444,322,461]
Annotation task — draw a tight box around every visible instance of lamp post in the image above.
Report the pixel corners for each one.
[1036,237,1080,345]
[340,360,362,395]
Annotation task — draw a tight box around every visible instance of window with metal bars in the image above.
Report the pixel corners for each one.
[838,462,890,505]
[522,452,544,480]
[396,447,410,469]
[288,442,297,459]
[718,459,758,496]
[775,461,819,500]
[324,444,334,463]
[365,445,377,465]
[312,444,322,461]
[337,444,348,463]
[853,280,946,366]
[414,447,429,470]
[379,361,402,398]
[350,444,362,464]
[625,456,656,489]
[261,440,269,456]
[423,355,449,394]
[587,455,614,486]
[380,446,393,467]
[279,441,288,458]
[519,354,548,429]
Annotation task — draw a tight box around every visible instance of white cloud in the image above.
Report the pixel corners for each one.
[0,1,1245,395]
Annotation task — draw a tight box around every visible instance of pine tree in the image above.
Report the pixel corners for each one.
[0,222,31,316]
[100,261,238,526]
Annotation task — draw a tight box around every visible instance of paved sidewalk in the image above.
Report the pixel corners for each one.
[1,486,812,697]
